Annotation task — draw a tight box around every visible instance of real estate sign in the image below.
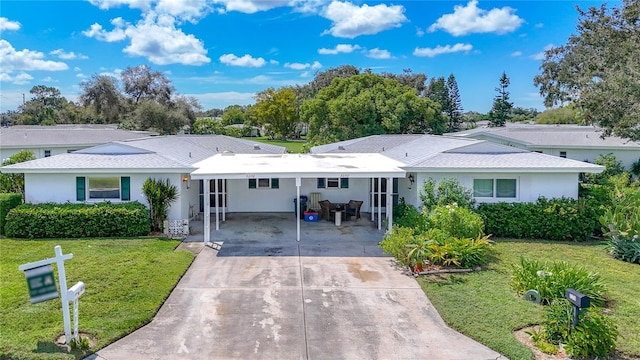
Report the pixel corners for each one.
[24,264,58,304]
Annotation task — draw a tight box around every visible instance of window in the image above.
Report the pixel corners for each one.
[473,179,494,197]
[44,150,51,157]
[89,177,121,199]
[248,178,279,189]
[560,151,567,158]
[371,178,399,207]
[317,177,349,189]
[473,178,517,199]
[76,176,130,201]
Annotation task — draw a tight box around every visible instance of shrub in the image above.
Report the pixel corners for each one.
[419,177,475,211]
[428,203,484,239]
[541,300,618,359]
[607,238,640,264]
[392,198,428,233]
[380,226,415,266]
[477,197,600,241]
[4,202,150,238]
[424,234,493,268]
[511,258,607,306]
[0,193,22,235]
[585,153,626,185]
[142,178,178,233]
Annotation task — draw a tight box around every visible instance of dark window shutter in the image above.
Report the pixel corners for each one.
[317,178,325,188]
[76,177,86,201]
[393,178,398,193]
[248,179,256,189]
[271,178,279,189]
[121,177,131,201]
[340,178,349,189]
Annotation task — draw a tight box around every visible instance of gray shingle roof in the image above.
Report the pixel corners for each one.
[1,153,191,172]
[454,124,640,148]
[0,124,156,148]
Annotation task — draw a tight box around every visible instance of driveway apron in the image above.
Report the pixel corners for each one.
[91,239,505,360]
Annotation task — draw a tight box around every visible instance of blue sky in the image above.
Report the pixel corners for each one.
[0,0,615,114]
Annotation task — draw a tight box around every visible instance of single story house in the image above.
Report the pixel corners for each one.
[1,134,603,242]
[0,124,156,161]
[454,124,640,169]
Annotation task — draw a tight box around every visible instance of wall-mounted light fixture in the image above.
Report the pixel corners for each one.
[182,175,190,189]
[408,174,415,189]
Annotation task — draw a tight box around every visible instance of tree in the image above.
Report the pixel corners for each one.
[534,1,640,140]
[488,71,512,127]
[134,100,187,135]
[446,74,463,132]
[121,65,174,105]
[0,150,36,194]
[381,69,427,94]
[79,74,122,123]
[221,105,246,125]
[29,85,63,108]
[425,77,450,112]
[16,85,66,125]
[253,87,297,139]
[296,65,361,100]
[535,105,580,124]
[301,73,444,145]
[142,178,178,233]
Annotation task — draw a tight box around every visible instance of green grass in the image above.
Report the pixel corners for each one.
[0,238,194,360]
[418,240,640,360]
[248,137,307,153]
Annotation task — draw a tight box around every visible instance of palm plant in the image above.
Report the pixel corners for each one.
[142,178,178,233]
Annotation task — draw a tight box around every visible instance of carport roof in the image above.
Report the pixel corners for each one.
[190,153,406,179]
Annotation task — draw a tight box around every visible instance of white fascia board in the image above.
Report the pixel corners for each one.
[529,144,640,150]
[0,167,193,174]
[190,170,406,180]
[408,167,604,174]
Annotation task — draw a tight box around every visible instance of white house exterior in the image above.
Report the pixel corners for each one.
[311,134,604,210]
[1,133,603,241]
[0,124,156,161]
[454,124,640,169]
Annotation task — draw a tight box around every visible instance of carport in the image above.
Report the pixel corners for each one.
[190,153,406,243]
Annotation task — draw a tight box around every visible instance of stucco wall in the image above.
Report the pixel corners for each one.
[24,173,189,220]
[530,147,640,170]
[1,147,84,162]
[408,172,579,209]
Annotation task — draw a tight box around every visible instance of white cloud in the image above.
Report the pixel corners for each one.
[213,0,291,14]
[416,27,425,37]
[83,19,128,42]
[155,0,212,22]
[0,17,21,32]
[300,71,310,77]
[50,49,89,60]
[531,44,554,60]
[84,14,210,65]
[42,76,57,82]
[413,43,473,57]
[321,1,407,38]
[0,72,33,85]
[511,51,522,57]
[76,73,87,79]
[220,53,266,67]
[366,48,392,59]
[429,0,523,36]
[535,23,544,28]
[0,40,68,73]
[270,59,279,65]
[88,0,151,11]
[318,44,360,55]
[284,61,322,70]
[74,67,81,72]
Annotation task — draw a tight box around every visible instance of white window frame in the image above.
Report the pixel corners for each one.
[473,178,518,200]
[88,177,121,200]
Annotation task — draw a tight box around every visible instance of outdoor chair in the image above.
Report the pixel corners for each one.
[345,200,363,220]
[319,200,336,221]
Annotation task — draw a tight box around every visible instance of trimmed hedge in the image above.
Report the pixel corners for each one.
[5,201,150,238]
[476,197,601,241]
[0,193,22,235]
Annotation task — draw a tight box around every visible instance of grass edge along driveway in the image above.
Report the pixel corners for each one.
[0,238,194,360]
[419,240,640,360]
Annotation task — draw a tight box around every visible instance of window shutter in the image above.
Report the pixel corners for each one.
[340,178,349,189]
[121,177,131,201]
[317,178,325,188]
[392,178,398,193]
[248,179,256,189]
[271,178,279,189]
[76,177,86,201]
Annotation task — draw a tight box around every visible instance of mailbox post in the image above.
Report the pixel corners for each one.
[566,288,590,328]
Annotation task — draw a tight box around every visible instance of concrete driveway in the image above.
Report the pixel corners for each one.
[91,216,504,360]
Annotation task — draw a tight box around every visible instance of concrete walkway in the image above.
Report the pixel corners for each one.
[90,214,505,359]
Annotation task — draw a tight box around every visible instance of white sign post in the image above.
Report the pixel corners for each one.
[18,245,76,344]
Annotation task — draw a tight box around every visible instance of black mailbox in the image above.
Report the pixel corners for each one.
[566,288,590,308]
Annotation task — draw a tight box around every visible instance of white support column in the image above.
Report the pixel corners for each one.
[214,178,220,231]
[377,177,382,230]
[370,178,374,222]
[204,179,210,243]
[296,177,301,242]
[387,177,393,232]
[222,180,226,222]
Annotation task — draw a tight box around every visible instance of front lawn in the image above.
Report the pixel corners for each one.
[249,137,306,153]
[419,240,640,360]
[0,238,194,360]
